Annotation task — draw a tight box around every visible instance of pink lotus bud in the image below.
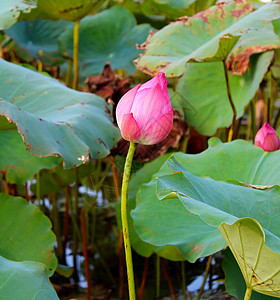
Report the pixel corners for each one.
[116,72,173,145]
[254,122,280,152]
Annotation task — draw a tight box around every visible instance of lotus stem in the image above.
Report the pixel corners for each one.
[139,257,149,300]
[250,100,256,140]
[244,287,252,300]
[25,182,29,202]
[121,141,136,299]
[267,71,273,124]
[156,254,160,298]
[111,156,120,200]
[161,258,177,299]
[72,20,79,90]
[63,186,70,255]
[181,261,187,300]
[223,60,236,142]
[195,254,212,300]
[81,208,91,300]
[37,49,43,73]
[36,171,41,209]
[65,59,73,86]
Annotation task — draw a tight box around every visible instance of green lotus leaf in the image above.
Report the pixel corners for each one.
[220,218,280,298]
[141,0,216,19]
[115,153,186,260]
[223,248,277,299]
[23,0,107,22]
[0,193,57,276]
[174,51,273,135]
[149,157,280,263]
[0,130,61,184]
[0,0,36,30]
[0,256,58,299]
[131,138,280,262]
[0,59,120,168]
[5,18,70,66]
[135,1,280,77]
[59,6,152,77]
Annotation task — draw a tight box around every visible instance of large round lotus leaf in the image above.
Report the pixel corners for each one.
[36,0,106,21]
[0,0,36,30]
[0,256,58,299]
[5,18,70,66]
[135,1,280,77]
[0,193,57,276]
[141,0,215,19]
[0,130,61,184]
[223,248,277,300]
[148,157,280,261]
[0,58,120,168]
[59,6,152,76]
[220,219,280,298]
[174,51,273,136]
[115,153,186,260]
[131,138,280,262]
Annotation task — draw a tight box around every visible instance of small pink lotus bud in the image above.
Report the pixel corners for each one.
[116,72,173,145]
[254,122,280,152]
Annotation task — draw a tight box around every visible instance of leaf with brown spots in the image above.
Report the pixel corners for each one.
[135,0,280,77]
[0,59,120,169]
[220,218,280,297]
[26,0,106,21]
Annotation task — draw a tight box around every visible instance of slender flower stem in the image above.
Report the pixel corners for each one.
[250,100,256,140]
[37,49,43,73]
[112,156,120,200]
[72,20,79,90]
[25,182,29,202]
[121,141,136,300]
[81,208,91,300]
[244,287,252,300]
[161,258,177,300]
[195,255,212,300]
[267,71,272,124]
[139,258,149,300]
[181,261,187,300]
[223,60,236,142]
[36,172,41,209]
[156,255,160,298]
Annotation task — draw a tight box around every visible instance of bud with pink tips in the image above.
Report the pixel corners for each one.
[116,72,173,145]
[254,122,280,152]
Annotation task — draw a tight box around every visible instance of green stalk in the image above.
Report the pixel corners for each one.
[267,71,272,124]
[244,287,252,300]
[181,261,187,300]
[223,60,236,142]
[195,255,212,300]
[72,20,79,90]
[36,171,41,209]
[156,255,160,298]
[121,141,136,300]
[250,100,256,140]
[65,59,73,86]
